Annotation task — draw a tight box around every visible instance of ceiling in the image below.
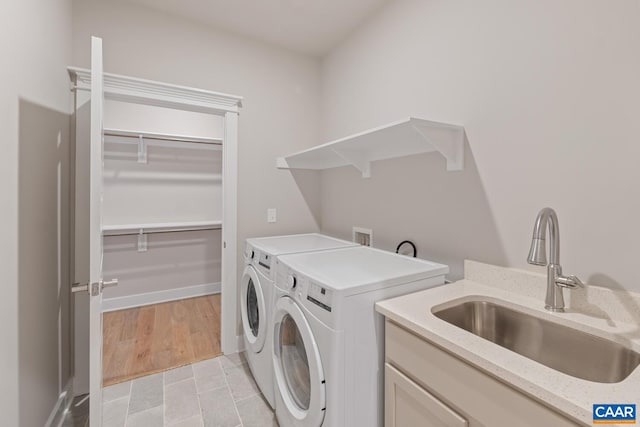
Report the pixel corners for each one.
[117,0,388,56]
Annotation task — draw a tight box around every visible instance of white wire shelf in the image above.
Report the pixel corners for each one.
[104,128,223,145]
[102,220,222,236]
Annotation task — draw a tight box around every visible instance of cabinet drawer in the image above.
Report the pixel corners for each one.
[386,363,468,427]
[385,320,581,427]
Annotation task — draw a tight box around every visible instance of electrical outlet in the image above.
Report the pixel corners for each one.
[267,208,277,223]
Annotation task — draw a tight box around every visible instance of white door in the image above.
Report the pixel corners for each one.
[272,296,325,427]
[240,265,267,352]
[88,35,105,427]
[87,36,118,426]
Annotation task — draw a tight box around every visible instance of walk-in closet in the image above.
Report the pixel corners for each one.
[70,61,241,402]
[101,101,224,384]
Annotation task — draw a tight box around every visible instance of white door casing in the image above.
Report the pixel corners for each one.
[272,296,326,427]
[221,110,239,354]
[240,266,267,352]
[68,41,242,423]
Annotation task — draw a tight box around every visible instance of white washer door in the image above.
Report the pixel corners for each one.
[273,296,326,427]
[240,265,267,353]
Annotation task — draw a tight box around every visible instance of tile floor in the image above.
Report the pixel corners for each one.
[102,352,278,427]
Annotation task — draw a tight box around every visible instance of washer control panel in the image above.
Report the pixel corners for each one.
[307,282,333,312]
[258,252,271,270]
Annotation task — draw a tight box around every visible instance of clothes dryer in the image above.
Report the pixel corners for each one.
[272,246,448,426]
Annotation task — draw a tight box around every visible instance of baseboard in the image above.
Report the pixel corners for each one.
[45,380,73,427]
[102,282,221,312]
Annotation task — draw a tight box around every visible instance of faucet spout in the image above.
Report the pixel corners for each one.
[527,207,583,312]
[527,207,560,266]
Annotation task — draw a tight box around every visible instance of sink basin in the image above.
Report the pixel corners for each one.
[433,299,640,383]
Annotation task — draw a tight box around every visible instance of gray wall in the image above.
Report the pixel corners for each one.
[319,0,640,292]
[18,100,72,426]
[102,230,222,300]
[0,0,73,424]
[71,0,324,261]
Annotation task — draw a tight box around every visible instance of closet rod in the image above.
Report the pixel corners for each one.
[104,128,223,145]
[103,226,222,237]
[103,221,223,236]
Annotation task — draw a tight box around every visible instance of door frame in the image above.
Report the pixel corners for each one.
[68,64,244,395]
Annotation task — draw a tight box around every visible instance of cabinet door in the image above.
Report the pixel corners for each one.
[385,363,468,427]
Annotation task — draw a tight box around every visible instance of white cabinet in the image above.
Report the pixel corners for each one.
[384,320,581,427]
[385,363,468,427]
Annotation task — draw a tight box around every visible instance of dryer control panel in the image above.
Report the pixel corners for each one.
[307,282,333,312]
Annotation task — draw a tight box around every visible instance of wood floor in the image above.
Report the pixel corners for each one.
[102,294,221,386]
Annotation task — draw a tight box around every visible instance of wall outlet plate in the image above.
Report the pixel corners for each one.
[352,226,373,246]
[267,208,277,223]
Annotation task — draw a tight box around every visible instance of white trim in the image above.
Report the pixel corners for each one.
[45,380,73,427]
[221,112,239,354]
[68,67,242,114]
[217,335,244,355]
[235,335,246,353]
[101,282,221,312]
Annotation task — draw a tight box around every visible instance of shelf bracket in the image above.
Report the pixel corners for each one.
[137,135,147,164]
[331,148,372,178]
[411,124,464,171]
[137,229,148,252]
[275,157,289,169]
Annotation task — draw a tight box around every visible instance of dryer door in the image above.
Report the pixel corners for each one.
[240,265,267,353]
[273,296,326,427]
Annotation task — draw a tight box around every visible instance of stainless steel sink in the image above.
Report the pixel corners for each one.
[432,299,640,383]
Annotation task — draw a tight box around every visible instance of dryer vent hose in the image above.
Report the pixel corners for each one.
[395,240,417,258]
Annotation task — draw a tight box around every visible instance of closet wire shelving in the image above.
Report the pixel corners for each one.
[104,128,223,164]
[102,128,223,247]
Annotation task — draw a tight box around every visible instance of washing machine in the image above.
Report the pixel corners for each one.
[240,233,358,408]
[271,246,448,427]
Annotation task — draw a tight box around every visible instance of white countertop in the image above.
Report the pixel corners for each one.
[375,260,640,425]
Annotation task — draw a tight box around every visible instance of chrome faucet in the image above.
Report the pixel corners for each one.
[527,207,584,312]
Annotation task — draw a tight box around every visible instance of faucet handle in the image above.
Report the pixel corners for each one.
[556,275,585,289]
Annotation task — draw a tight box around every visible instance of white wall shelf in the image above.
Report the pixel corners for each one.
[276,117,465,178]
[102,220,222,236]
